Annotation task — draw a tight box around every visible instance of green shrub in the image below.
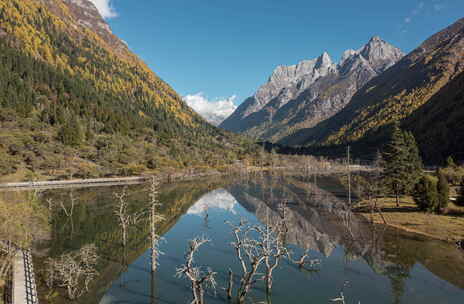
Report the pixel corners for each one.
[436,169,450,213]
[413,175,439,212]
[58,117,83,147]
[441,165,464,185]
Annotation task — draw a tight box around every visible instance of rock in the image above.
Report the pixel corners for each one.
[220,37,404,141]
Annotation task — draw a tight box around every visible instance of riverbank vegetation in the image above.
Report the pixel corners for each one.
[354,197,464,242]
[348,124,464,242]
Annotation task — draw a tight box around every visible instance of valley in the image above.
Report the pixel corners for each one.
[0,1,463,304]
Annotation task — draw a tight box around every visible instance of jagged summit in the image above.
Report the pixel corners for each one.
[281,17,464,163]
[220,36,404,138]
[316,51,332,69]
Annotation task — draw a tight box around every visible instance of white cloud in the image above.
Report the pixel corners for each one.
[183,93,237,126]
[402,1,425,27]
[88,0,118,19]
[187,189,237,215]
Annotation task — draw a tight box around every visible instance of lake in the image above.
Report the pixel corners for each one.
[7,173,464,304]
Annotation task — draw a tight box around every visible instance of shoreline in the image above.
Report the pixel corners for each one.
[0,167,259,191]
[354,198,464,244]
[0,176,149,190]
[364,217,458,243]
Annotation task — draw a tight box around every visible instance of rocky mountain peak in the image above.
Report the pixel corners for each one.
[359,36,404,73]
[339,49,358,66]
[63,0,112,34]
[52,0,130,60]
[220,36,404,136]
[316,51,332,69]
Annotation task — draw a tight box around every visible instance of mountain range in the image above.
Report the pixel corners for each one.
[282,17,464,163]
[220,37,404,142]
[221,17,464,164]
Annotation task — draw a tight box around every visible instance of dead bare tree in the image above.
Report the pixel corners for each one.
[59,191,76,217]
[46,244,99,300]
[330,291,361,304]
[114,188,143,248]
[226,215,288,304]
[261,226,286,301]
[227,219,265,303]
[148,176,165,273]
[59,191,78,237]
[176,236,217,304]
[330,292,346,304]
[261,201,289,302]
[287,249,321,271]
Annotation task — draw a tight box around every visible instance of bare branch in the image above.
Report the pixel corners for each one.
[176,236,217,304]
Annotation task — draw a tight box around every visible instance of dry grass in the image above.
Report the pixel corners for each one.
[354,196,464,243]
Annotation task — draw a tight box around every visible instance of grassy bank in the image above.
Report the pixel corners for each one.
[353,196,464,243]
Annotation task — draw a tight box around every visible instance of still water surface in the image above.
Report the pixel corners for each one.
[15,175,464,303]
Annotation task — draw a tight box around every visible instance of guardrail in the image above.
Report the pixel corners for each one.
[0,176,150,189]
[12,250,39,304]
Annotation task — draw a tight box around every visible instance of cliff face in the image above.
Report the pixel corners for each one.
[283,18,464,164]
[220,37,403,142]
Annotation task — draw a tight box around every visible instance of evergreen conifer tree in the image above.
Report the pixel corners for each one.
[383,123,422,207]
[436,169,449,213]
[58,115,83,147]
[404,131,423,192]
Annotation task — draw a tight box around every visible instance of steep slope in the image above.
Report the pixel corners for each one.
[404,70,464,162]
[284,17,464,163]
[220,37,403,141]
[0,0,255,179]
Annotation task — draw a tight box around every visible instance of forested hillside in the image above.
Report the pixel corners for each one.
[282,17,464,164]
[404,70,464,163]
[0,0,256,180]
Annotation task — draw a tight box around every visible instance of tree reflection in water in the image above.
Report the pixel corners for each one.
[26,174,464,304]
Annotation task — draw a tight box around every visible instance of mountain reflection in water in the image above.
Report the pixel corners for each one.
[30,175,464,304]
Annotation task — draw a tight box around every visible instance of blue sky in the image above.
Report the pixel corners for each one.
[90,0,463,111]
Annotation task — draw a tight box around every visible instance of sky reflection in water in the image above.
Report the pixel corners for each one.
[98,179,464,304]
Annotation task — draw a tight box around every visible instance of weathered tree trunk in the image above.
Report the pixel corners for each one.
[265,276,273,304]
[237,264,259,304]
[227,269,233,300]
[150,269,157,304]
